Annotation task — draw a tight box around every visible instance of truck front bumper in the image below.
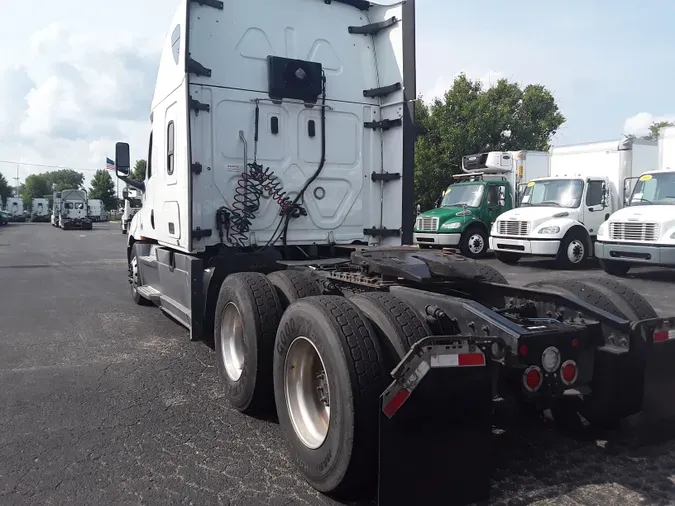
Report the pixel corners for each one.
[489,235,560,256]
[595,241,675,266]
[414,232,461,247]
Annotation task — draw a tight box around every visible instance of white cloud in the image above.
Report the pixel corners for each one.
[0,21,161,189]
[623,112,675,138]
[421,70,506,102]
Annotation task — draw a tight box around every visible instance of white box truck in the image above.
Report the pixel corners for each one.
[30,198,50,222]
[489,138,658,268]
[88,199,105,222]
[6,197,25,222]
[120,187,141,235]
[107,1,675,503]
[595,126,675,274]
[413,150,548,257]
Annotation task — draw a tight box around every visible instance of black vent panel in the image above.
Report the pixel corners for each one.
[267,56,323,103]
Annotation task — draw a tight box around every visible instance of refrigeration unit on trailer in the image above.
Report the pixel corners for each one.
[413,150,548,257]
[51,191,61,226]
[112,1,675,504]
[6,197,25,222]
[490,138,658,268]
[30,198,50,222]
[59,189,93,230]
[595,126,675,275]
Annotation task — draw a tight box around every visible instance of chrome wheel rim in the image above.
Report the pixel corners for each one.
[468,234,485,254]
[284,336,330,449]
[130,256,140,293]
[567,240,585,264]
[220,303,245,382]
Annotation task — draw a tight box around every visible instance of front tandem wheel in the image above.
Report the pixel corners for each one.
[214,272,282,415]
[129,244,152,306]
[273,296,387,498]
[267,270,321,309]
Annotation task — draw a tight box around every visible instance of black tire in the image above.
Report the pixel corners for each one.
[599,258,632,277]
[459,226,489,259]
[556,230,589,269]
[129,244,152,306]
[495,251,522,265]
[273,296,386,498]
[267,270,321,309]
[349,292,432,366]
[214,272,282,415]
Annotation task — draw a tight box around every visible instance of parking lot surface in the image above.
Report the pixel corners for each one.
[1,222,675,505]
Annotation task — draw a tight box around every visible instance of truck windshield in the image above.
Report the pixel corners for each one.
[520,179,584,208]
[630,172,675,206]
[440,184,484,208]
[129,198,142,208]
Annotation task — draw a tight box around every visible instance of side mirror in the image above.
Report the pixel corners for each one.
[115,142,131,177]
[601,182,609,208]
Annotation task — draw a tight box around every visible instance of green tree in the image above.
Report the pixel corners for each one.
[644,120,673,141]
[89,169,117,210]
[20,173,51,207]
[414,73,566,210]
[47,169,85,192]
[0,173,11,207]
[131,159,147,181]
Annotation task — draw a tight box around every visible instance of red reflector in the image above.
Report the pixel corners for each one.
[519,345,528,356]
[561,362,577,384]
[654,330,669,343]
[525,369,541,390]
[458,353,485,367]
[571,338,579,348]
[383,388,411,418]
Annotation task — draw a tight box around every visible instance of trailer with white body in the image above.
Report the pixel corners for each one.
[490,138,658,268]
[59,189,93,230]
[112,1,675,504]
[30,198,50,222]
[595,126,675,274]
[120,188,141,235]
[6,197,25,222]
[87,199,106,222]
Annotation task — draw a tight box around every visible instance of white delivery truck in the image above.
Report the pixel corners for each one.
[6,197,25,222]
[30,198,50,222]
[59,189,93,230]
[88,199,105,222]
[595,126,675,275]
[489,138,658,268]
[120,187,141,235]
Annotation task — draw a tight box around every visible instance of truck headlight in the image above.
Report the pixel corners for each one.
[441,222,462,230]
[538,226,560,234]
[598,222,608,238]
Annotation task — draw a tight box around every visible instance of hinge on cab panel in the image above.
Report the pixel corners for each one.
[348,17,398,36]
[193,228,212,240]
[363,82,402,98]
[364,118,402,131]
[189,0,223,9]
[323,0,371,11]
[363,228,401,237]
[191,162,203,175]
[188,96,210,114]
[187,57,211,77]
[371,172,401,182]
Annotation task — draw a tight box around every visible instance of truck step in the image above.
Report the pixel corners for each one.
[138,255,156,264]
[136,285,161,301]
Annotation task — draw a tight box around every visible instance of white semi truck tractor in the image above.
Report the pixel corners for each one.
[111,1,675,504]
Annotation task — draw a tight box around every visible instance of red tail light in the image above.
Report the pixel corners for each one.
[560,360,578,385]
[523,366,543,392]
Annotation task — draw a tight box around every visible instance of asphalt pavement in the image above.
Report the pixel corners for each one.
[1,222,675,506]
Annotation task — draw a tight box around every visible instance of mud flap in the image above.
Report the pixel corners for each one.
[377,337,493,506]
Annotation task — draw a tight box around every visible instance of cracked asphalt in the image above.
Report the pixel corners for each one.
[1,222,675,506]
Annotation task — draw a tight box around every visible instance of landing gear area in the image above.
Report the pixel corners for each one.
[126,245,675,504]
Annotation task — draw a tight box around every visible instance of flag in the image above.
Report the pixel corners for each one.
[106,157,115,171]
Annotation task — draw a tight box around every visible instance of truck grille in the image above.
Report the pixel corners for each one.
[496,220,530,236]
[416,216,439,232]
[609,222,660,242]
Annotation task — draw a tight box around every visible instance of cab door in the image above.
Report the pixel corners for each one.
[485,183,508,228]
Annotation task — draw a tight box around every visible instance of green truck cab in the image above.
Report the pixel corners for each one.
[413,150,549,257]
[414,179,511,257]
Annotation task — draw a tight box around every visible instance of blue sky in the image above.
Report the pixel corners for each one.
[416,0,675,144]
[0,0,673,187]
